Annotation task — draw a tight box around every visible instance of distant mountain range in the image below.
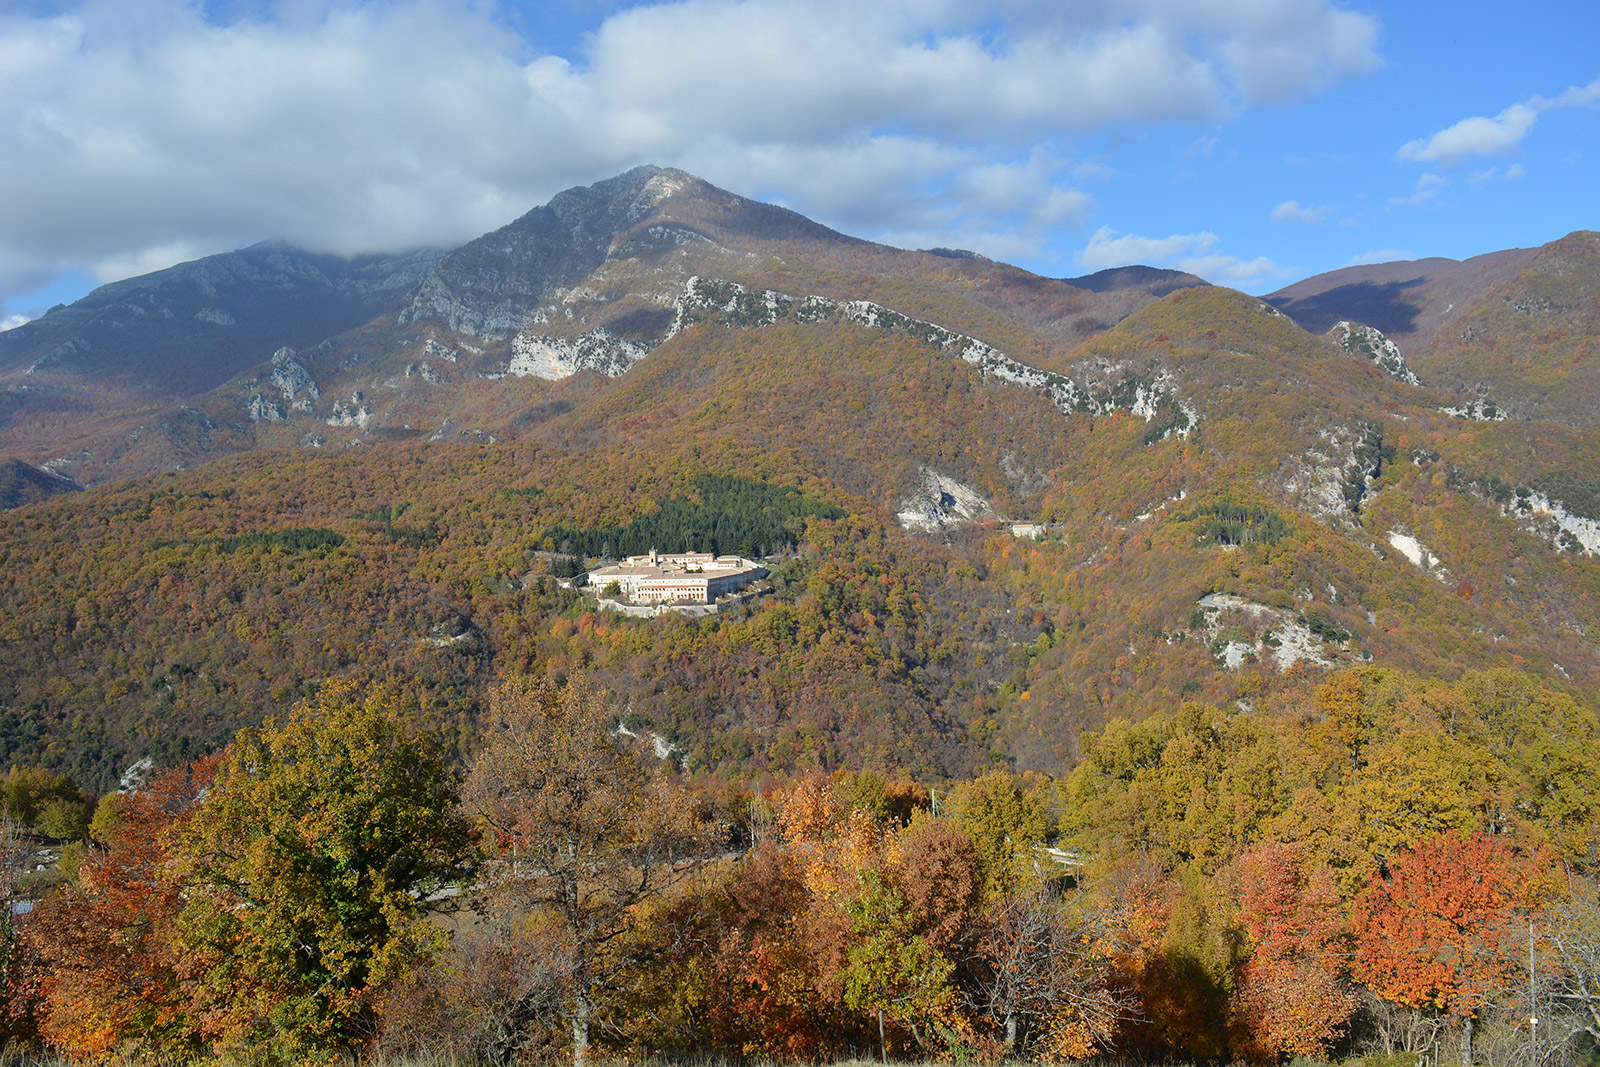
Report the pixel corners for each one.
[4,169,1592,487]
[1,166,1595,788]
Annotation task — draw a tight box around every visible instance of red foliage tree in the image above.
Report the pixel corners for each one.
[23,756,218,1060]
[706,845,844,1059]
[1232,841,1357,1060]
[1351,831,1555,1039]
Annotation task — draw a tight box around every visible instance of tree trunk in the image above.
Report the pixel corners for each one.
[879,1007,887,1065]
[573,988,592,1067]
[1462,1013,1473,1066]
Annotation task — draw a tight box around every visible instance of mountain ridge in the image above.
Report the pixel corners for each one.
[0,167,1232,488]
[1268,231,1600,426]
[1265,245,1541,345]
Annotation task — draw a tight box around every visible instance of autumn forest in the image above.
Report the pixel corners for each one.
[3,172,1599,1067]
[3,667,1599,1067]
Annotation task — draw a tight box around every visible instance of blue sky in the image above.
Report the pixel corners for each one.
[2,0,1596,329]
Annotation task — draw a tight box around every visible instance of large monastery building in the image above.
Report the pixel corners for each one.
[587,549,766,605]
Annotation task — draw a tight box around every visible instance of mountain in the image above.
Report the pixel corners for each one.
[1265,247,1539,346]
[1061,264,1207,297]
[0,458,79,510]
[0,242,445,480]
[1267,232,1600,426]
[0,166,1213,487]
[1411,231,1600,427]
[399,166,864,341]
[0,168,1596,791]
[0,242,444,399]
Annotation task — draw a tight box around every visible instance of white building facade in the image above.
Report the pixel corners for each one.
[587,549,766,604]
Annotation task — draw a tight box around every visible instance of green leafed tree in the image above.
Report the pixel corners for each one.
[172,682,477,1062]
[946,770,1056,901]
[34,798,90,842]
[840,868,962,1062]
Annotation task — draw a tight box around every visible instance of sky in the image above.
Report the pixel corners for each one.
[2,0,1597,330]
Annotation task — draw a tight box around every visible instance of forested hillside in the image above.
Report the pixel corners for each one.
[2,210,1598,787]
[1,166,1598,1067]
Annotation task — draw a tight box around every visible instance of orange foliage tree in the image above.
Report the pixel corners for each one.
[22,757,218,1061]
[1230,840,1357,1061]
[705,776,982,1061]
[1351,830,1558,1055]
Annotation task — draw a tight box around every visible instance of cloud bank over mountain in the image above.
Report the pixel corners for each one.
[0,0,1378,316]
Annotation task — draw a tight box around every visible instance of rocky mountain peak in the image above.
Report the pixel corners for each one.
[397,166,861,342]
[399,165,712,340]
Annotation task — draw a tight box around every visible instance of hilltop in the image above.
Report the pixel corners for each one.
[0,167,1210,487]
[1267,231,1600,426]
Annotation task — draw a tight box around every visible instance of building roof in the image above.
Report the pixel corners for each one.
[588,552,762,582]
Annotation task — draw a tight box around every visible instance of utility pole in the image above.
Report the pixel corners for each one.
[1529,921,1538,1067]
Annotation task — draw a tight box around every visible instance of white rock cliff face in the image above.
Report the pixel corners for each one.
[269,347,319,403]
[1329,321,1420,385]
[1440,398,1508,421]
[896,469,994,531]
[1515,493,1600,556]
[667,276,1199,438]
[1278,426,1362,521]
[499,328,652,380]
[247,347,320,423]
[326,392,371,428]
[397,166,683,340]
[246,394,284,422]
[1387,530,1450,582]
[1193,594,1338,671]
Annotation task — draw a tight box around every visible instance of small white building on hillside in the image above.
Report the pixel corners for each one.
[587,549,766,604]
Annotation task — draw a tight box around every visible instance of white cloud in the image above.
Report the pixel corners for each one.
[1398,74,1600,166]
[1467,163,1526,185]
[1176,253,1280,282]
[0,313,30,332]
[1348,249,1414,266]
[1081,227,1219,270]
[0,0,1382,306]
[1079,226,1280,285]
[1204,0,1380,101]
[1539,75,1600,110]
[1389,173,1447,208]
[703,140,1095,264]
[591,3,1236,140]
[89,240,213,285]
[1072,160,1118,181]
[1398,105,1537,165]
[1271,200,1330,224]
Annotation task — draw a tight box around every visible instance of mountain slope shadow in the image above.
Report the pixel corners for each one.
[1269,278,1426,336]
